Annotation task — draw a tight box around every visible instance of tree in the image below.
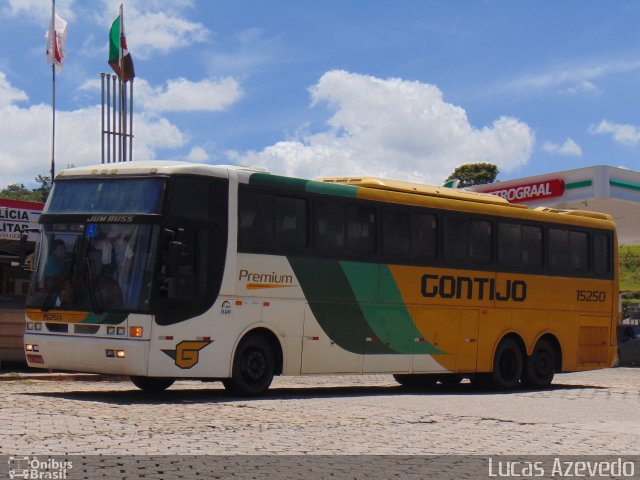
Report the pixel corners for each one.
[445,163,499,188]
[0,174,52,203]
[33,174,52,202]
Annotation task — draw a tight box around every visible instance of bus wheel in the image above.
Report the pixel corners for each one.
[491,338,523,390]
[130,376,175,392]
[223,334,275,396]
[393,374,438,388]
[437,374,463,386]
[523,339,555,389]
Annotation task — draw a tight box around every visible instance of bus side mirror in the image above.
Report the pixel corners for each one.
[19,228,39,271]
[165,240,184,277]
[163,228,185,277]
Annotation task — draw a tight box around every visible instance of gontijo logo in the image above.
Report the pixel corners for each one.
[238,269,296,290]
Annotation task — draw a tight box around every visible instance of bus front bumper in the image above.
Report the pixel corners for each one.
[23,333,149,376]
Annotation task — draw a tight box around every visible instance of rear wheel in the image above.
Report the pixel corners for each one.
[130,376,175,392]
[223,334,275,396]
[523,339,555,389]
[491,337,523,390]
[393,374,438,388]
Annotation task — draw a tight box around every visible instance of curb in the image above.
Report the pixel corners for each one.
[0,373,128,382]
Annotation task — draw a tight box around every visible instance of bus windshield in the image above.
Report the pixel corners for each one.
[47,178,165,214]
[27,223,159,313]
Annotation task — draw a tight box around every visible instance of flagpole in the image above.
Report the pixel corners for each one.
[50,0,56,181]
[119,3,124,162]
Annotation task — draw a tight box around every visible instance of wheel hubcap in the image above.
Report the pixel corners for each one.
[245,350,266,380]
[500,350,518,381]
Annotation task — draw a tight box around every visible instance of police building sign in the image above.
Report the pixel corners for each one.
[477,179,565,204]
[0,199,44,241]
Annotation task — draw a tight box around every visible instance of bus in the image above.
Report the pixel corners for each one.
[24,162,618,395]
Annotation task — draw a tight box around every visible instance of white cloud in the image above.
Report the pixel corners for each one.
[235,70,534,185]
[186,146,209,162]
[542,138,583,156]
[589,120,640,146]
[0,72,185,186]
[78,76,243,113]
[137,77,243,113]
[506,60,640,92]
[128,11,209,59]
[0,72,28,107]
[1,0,76,23]
[565,80,601,95]
[97,0,209,59]
[205,28,282,76]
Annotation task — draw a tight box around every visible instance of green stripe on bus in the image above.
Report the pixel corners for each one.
[248,173,358,198]
[249,173,309,192]
[288,257,394,354]
[340,262,442,355]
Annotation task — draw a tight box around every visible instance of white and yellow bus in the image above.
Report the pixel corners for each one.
[24,162,618,395]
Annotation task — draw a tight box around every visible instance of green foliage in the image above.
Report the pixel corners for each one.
[445,163,499,188]
[0,175,51,203]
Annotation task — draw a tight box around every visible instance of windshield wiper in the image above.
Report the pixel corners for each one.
[41,259,72,312]
[82,256,103,314]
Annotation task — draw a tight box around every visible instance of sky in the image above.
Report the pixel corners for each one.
[2,1,640,188]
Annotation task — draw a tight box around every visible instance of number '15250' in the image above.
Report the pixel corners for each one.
[576,290,606,302]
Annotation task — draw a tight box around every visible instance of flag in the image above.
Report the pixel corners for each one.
[108,10,135,82]
[45,13,68,73]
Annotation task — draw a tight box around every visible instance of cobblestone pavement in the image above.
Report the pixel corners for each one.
[1,368,639,456]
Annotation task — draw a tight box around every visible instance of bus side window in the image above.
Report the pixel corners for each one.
[346,205,376,253]
[548,228,569,271]
[444,216,469,264]
[593,232,611,274]
[383,209,410,257]
[169,177,210,222]
[498,222,522,267]
[160,229,198,299]
[470,219,492,263]
[238,191,275,248]
[411,213,437,259]
[275,196,307,247]
[316,201,345,251]
[522,225,542,268]
[570,231,589,272]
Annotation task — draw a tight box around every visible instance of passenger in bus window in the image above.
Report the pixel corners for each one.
[44,239,67,287]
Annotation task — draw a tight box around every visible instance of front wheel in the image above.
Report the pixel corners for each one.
[223,334,275,396]
[130,376,175,392]
[491,337,523,390]
[523,339,555,389]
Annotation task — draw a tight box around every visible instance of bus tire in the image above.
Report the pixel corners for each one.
[223,333,275,396]
[130,376,175,392]
[491,337,523,390]
[393,374,438,388]
[523,339,555,389]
